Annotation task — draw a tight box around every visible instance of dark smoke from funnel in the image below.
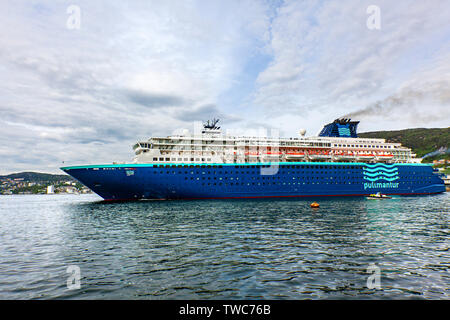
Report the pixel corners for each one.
[342,81,450,122]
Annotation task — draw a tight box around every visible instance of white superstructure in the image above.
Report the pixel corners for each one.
[132,119,416,164]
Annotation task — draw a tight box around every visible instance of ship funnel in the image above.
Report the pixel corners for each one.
[318,118,359,138]
[299,129,306,136]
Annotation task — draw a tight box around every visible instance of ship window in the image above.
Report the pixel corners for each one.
[159,158,164,161]
[153,158,157,161]
[166,158,170,161]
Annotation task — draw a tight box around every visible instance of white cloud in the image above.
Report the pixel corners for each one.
[250,0,450,133]
[0,0,449,174]
[0,0,270,173]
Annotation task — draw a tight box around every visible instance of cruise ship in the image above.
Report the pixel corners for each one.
[61,118,446,201]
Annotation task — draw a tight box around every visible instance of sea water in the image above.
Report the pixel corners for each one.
[0,193,448,299]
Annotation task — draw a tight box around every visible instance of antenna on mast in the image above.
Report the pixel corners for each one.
[203,118,220,130]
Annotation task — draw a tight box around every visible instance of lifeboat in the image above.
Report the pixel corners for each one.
[286,152,306,159]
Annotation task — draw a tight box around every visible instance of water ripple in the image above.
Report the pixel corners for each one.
[0,193,448,299]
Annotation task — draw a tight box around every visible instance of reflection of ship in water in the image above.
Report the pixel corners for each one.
[61,118,445,201]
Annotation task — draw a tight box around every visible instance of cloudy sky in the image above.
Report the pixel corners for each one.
[1,0,449,174]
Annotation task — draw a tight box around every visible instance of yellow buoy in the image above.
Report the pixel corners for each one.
[310,202,320,208]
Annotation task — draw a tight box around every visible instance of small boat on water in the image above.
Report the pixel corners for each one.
[366,192,392,199]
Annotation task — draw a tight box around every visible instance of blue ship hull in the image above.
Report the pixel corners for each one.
[61,162,445,201]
